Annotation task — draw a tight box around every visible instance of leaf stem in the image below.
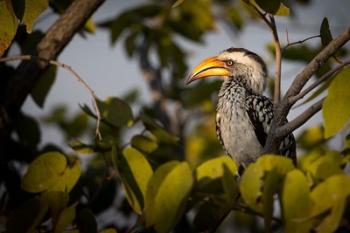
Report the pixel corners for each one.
[0,55,102,140]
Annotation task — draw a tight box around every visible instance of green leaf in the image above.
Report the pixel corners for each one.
[41,191,69,222]
[22,0,48,33]
[299,150,343,182]
[275,3,290,16]
[22,152,67,193]
[193,200,231,232]
[50,158,81,192]
[22,152,81,193]
[310,174,350,233]
[119,147,153,214]
[131,134,158,154]
[97,97,133,128]
[53,204,77,233]
[69,140,96,154]
[320,17,333,47]
[323,68,350,138]
[14,112,41,146]
[31,66,57,108]
[140,113,179,144]
[145,161,193,233]
[282,170,313,233]
[297,125,325,150]
[254,0,281,15]
[195,156,238,193]
[240,155,294,213]
[0,0,19,56]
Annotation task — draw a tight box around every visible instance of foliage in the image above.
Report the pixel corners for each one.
[0,0,350,233]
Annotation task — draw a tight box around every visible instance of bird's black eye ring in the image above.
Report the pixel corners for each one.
[226,60,234,66]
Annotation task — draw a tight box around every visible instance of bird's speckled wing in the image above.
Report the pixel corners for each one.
[244,94,274,147]
[245,94,296,162]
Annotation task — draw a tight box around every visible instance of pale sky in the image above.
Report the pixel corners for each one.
[21,0,350,149]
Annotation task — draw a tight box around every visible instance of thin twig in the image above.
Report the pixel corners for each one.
[276,98,324,138]
[289,60,350,104]
[0,55,102,140]
[269,15,282,104]
[282,35,320,52]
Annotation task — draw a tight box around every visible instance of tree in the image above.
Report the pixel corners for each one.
[0,0,350,232]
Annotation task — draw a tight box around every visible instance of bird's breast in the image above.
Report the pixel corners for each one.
[216,87,262,166]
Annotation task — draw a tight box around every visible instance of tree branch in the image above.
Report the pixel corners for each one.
[282,35,320,52]
[276,98,324,138]
[263,27,350,154]
[0,0,105,143]
[289,60,350,104]
[269,16,282,104]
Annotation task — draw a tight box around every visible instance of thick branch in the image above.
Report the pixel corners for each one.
[276,98,324,138]
[263,27,350,153]
[0,0,105,143]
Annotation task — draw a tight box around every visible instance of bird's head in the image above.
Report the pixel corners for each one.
[186,48,267,94]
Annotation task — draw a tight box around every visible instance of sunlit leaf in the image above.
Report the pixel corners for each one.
[240,155,294,213]
[22,0,48,33]
[84,17,96,33]
[195,156,238,193]
[31,66,57,108]
[320,17,333,47]
[297,125,325,150]
[275,3,290,16]
[50,158,81,192]
[310,174,350,233]
[22,152,67,193]
[299,150,343,182]
[131,134,158,154]
[0,0,19,56]
[282,170,313,233]
[145,161,193,233]
[323,68,350,138]
[22,152,81,193]
[119,147,153,214]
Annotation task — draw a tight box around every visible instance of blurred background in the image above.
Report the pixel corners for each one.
[4,0,350,232]
[21,0,350,149]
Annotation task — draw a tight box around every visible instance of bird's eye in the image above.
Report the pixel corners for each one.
[226,60,234,66]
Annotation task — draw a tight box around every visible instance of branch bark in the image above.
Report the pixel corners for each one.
[263,27,350,154]
[0,0,105,144]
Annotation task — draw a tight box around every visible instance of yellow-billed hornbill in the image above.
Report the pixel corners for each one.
[186,48,296,167]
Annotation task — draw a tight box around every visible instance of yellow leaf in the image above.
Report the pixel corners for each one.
[23,0,48,33]
[84,18,96,33]
[0,0,18,56]
[323,68,350,138]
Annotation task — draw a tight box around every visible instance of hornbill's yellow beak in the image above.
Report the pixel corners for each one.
[186,56,231,84]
